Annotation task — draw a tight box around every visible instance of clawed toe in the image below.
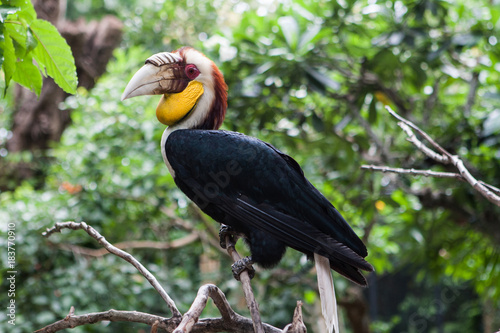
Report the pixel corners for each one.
[219,224,239,249]
[231,256,255,280]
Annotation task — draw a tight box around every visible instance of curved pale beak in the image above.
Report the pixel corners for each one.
[121,52,188,101]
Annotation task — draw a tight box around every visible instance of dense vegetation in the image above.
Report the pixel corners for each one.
[1,0,499,332]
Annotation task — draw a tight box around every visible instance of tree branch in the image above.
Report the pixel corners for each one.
[361,165,464,180]
[385,106,452,160]
[225,235,265,333]
[43,221,182,318]
[35,308,178,333]
[362,106,500,207]
[40,221,306,333]
[172,284,278,333]
[35,305,283,333]
[283,301,307,333]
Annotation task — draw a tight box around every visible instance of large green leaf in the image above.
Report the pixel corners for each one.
[30,19,77,94]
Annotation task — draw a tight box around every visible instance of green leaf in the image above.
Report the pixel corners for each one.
[12,53,42,95]
[0,5,19,23]
[303,64,340,91]
[25,26,37,52]
[29,19,77,94]
[278,16,299,51]
[297,24,321,55]
[0,25,15,94]
[5,21,27,57]
[4,0,36,23]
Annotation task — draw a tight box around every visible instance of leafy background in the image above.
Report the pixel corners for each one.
[1,0,500,332]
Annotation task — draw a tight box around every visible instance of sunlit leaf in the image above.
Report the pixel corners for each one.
[0,5,19,23]
[5,20,27,57]
[12,53,42,95]
[278,16,299,51]
[25,26,37,52]
[7,0,36,23]
[30,19,77,94]
[0,27,15,94]
[297,24,321,55]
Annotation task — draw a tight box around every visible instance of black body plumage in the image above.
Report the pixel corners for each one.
[165,129,373,285]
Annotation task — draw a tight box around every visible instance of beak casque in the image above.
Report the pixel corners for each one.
[121,52,188,101]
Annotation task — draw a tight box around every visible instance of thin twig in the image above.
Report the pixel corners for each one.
[364,106,500,207]
[397,122,450,164]
[283,301,307,333]
[449,155,500,206]
[35,309,177,333]
[478,181,500,196]
[225,236,265,333]
[361,165,464,180]
[385,105,452,160]
[43,222,182,318]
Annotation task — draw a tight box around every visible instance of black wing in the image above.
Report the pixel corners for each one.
[165,129,373,284]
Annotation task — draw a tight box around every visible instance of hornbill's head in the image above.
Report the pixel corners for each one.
[122,47,228,130]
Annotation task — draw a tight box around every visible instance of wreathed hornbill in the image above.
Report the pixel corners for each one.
[122,47,373,332]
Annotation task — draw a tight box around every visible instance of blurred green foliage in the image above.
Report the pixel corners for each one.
[1,0,500,332]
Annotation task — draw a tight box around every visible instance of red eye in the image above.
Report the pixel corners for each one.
[185,64,200,80]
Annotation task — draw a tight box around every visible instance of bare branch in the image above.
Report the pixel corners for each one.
[397,122,450,164]
[364,107,500,207]
[478,181,500,196]
[173,284,239,333]
[35,307,282,333]
[40,222,303,333]
[385,106,452,160]
[43,221,182,318]
[225,235,265,333]
[361,165,464,180]
[283,301,307,333]
[35,309,178,333]
[450,155,500,206]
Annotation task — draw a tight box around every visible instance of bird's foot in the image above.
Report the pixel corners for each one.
[232,256,255,281]
[219,224,240,249]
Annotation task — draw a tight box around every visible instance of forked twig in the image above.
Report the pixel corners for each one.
[43,221,182,318]
[362,106,500,207]
[40,221,304,333]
